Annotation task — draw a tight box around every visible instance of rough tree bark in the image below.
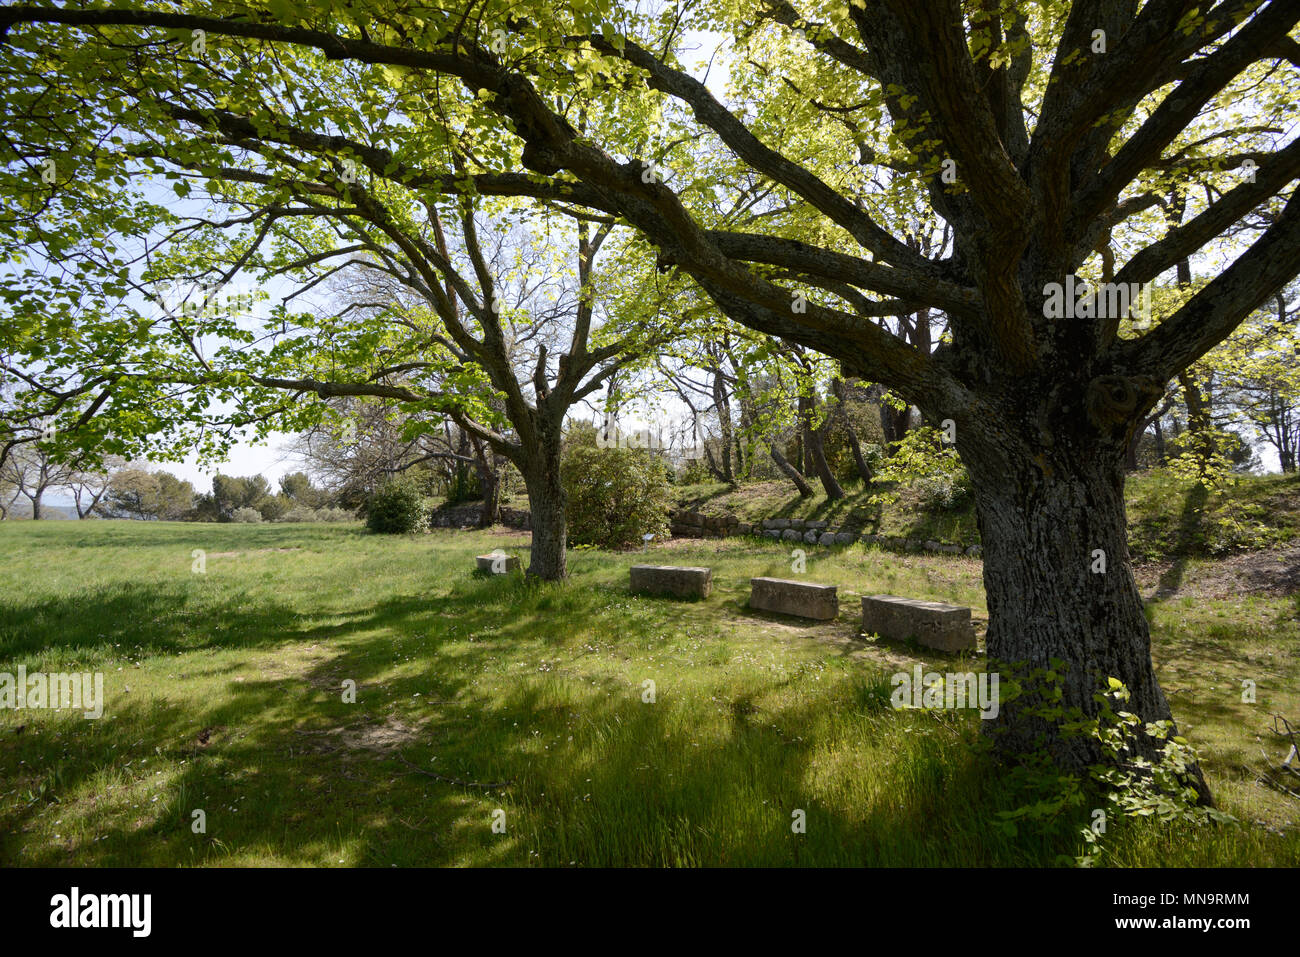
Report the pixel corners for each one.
[471,437,500,528]
[952,374,1209,801]
[519,420,567,580]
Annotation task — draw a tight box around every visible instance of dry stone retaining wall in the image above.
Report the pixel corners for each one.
[669,509,980,556]
[430,504,532,529]
[432,503,979,557]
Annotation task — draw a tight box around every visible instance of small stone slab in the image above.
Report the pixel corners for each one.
[476,553,520,574]
[630,564,712,599]
[861,595,975,652]
[749,577,839,620]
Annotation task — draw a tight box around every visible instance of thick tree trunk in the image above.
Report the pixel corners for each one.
[959,407,1210,803]
[879,401,912,447]
[28,493,42,520]
[520,431,567,581]
[476,465,500,528]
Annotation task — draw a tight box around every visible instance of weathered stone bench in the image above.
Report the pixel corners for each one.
[630,565,712,599]
[749,577,839,620]
[476,552,521,574]
[861,595,975,652]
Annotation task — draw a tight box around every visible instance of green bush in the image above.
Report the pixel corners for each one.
[257,493,291,522]
[872,426,973,512]
[562,442,670,549]
[365,476,430,534]
[316,506,355,523]
[231,506,263,523]
[280,505,357,524]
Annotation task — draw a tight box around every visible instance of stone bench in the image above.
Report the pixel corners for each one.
[749,577,838,620]
[476,552,521,574]
[861,595,975,652]
[630,565,712,599]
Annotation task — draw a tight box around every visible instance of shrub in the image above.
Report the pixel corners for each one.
[278,505,355,523]
[365,476,430,534]
[316,506,355,523]
[562,442,670,549]
[257,493,291,522]
[916,471,974,511]
[281,506,320,523]
[873,426,973,512]
[231,506,263,523]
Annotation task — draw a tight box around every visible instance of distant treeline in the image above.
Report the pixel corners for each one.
[1,445,354,522]
[112,469,354,523]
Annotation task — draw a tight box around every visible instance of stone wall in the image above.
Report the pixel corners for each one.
[432,502,979,557]
[429,504,532,529]
[668,509,741,538]
[668,509,981,556]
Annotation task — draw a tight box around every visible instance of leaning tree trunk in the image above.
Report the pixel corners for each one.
[808,421,844,500]
[831,378,873,484]
[769,443,813,497]
[956,382,1210,804]
[519,428,568,581]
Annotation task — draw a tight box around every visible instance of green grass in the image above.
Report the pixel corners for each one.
[0,520,1296,866]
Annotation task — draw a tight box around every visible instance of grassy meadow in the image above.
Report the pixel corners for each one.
[0,519,1296,867]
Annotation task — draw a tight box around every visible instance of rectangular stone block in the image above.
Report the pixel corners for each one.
[630,564,712,599]
[749,577,838,620]
[861,595,975,652]
[476,553,520,574]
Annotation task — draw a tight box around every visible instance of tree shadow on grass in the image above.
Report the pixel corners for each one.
[1151,480,1210,600]
[0,569,1248,867]
[0,581,314,660]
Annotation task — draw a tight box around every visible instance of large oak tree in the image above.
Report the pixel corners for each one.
[2,0,1298,790]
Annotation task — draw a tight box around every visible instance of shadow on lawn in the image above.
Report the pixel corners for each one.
[0,574,1164,867]
[1151,481,1211,600]
[0,581,310,660]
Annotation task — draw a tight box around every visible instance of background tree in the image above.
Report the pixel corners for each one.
[0,443,73,520]
[102,466,195,520]
[66,452,124,518]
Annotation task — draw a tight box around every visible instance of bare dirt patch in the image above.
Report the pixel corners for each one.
[295,715,421,756]
[1136,546,1300,600]
[338,715,420,753]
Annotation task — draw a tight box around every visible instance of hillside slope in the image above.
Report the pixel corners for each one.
[673,470,1300,563]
